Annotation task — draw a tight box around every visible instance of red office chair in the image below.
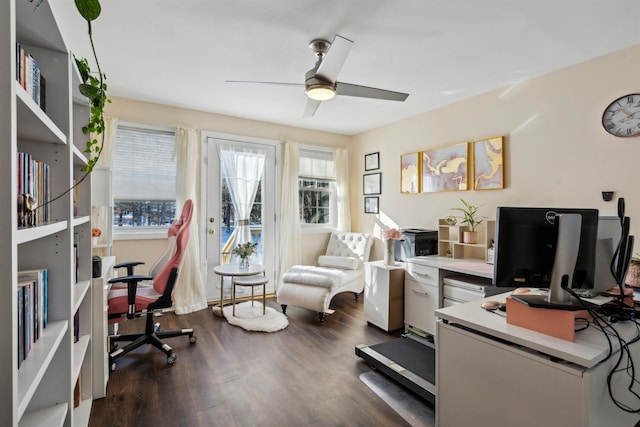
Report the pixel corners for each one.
[107,199,196,370]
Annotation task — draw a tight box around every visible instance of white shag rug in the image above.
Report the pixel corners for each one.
[218,301,288,332]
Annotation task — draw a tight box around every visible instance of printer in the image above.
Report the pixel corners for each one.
[394,228,438,261]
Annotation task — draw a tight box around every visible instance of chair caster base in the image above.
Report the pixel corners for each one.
[281,304,287,314]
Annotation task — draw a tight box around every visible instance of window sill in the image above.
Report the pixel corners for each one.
[113,229,169,241]
[301,226,338,234]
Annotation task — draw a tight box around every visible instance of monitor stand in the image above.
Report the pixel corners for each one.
[356,333,436,404]
[518,213,590,311]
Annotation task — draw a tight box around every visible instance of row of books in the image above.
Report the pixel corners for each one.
[16,42,47,111]
[17,269,48,369]
[17,151,51,227]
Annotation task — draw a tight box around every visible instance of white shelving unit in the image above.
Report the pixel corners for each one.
[2,1,95,425]
[437,219,495,262]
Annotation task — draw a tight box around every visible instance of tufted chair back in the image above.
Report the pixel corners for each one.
[324,232,373,269]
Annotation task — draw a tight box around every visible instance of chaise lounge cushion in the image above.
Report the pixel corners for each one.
[281,265,362,290]
[317,255,359,270]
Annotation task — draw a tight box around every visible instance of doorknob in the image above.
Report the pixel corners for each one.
[209,229,215,235]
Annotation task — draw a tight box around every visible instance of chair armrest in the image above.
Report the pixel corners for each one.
[109,275,153,317]
[114,261,145,276]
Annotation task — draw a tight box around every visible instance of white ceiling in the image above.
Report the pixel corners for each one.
[50,0,640,136]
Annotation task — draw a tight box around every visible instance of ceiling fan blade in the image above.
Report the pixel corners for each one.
[336,82,409,101]
[315,35,353,83]
[303,99,321,117]
[225,80,304,88]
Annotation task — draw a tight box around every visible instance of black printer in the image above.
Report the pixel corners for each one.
[394,228,438,261]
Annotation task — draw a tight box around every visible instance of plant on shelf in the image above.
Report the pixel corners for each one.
[451,198,485,244]
[29,0,109,220]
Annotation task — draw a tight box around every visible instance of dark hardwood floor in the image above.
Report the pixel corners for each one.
[89,294,426,427]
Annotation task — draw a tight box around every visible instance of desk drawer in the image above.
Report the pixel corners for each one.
[404,278,438,336]
[405,262,439,286]
[443,284,485,304]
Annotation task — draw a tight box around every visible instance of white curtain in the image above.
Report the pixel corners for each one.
[278,141,302,284]
[173,127,207,315]
[218,145,266,249]
[334,148,351,231]
[91,117,118,244]
[94,116,118,168]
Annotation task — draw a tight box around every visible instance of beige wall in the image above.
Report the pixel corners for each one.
[104,97,349,270]
[102,43,640,268]
[349,44,640,261]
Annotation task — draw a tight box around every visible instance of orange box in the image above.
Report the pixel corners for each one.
[506,296,590,341]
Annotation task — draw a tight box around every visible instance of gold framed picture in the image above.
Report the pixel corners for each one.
[473,136,504,190]
[421,142,469,192]
[400,152,420,193]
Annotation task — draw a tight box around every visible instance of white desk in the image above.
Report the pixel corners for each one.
[435,294,640,427]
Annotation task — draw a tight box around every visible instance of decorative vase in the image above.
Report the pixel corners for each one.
[384,239,395,266]
[239,257,250,269]
[626,264,640,288]
[463,231,478,244]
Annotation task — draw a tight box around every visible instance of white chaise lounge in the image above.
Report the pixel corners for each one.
[277,232,373,322]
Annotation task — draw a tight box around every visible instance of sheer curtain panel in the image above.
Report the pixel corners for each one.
[218,145,267,249]
[278,141,302,285]
[174,127,207,314]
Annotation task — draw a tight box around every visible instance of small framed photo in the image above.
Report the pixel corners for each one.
[364,197,379,214]
[363,172,382,195]
[364,152,380,171]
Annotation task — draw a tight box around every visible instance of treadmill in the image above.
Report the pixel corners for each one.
[355,333,436,404]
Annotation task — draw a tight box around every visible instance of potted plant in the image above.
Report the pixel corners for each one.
[451,198,485,244]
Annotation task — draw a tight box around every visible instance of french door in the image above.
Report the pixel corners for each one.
[203,134,278,303]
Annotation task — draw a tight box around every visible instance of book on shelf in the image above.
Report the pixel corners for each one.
[73,310,80,343]
[15,42,46,111]
[17,152,50,227]
[17,269,48,368]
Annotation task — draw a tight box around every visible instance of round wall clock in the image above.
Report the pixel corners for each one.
[601,93,640,137]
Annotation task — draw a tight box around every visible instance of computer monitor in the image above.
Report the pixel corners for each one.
[493,207,599,290]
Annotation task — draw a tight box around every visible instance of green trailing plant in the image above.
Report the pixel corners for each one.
[28,0,108,216]
[74,0,110,173]
[451,198,485,232]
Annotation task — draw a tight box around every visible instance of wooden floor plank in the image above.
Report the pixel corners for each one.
[89,294,425,426]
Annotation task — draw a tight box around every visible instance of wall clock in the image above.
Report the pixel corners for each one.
[601,93,640,137]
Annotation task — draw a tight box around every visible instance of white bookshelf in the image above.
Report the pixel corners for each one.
[1,1,95,425]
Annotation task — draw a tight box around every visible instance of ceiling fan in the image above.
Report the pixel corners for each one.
[226,34,409,117]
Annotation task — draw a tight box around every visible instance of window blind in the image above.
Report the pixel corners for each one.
[298,147,335,180]
[112,126,177,201]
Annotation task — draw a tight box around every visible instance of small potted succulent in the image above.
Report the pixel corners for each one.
[451,198,485,244]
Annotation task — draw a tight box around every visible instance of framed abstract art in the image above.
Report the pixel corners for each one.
[400,152,420,193]
[421,142,469,193]
[473,136,504,190]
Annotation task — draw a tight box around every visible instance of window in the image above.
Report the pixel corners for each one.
[112,125,177,232]
[298,147,336,228]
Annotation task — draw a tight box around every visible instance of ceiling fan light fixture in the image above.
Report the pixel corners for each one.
[306,84,336,101]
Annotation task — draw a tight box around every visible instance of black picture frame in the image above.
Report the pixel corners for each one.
[364,197,379,214]
[363,172,382,195]
[364,152,380,171]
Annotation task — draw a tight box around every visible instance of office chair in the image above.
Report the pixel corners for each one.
[107,200,196,370]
